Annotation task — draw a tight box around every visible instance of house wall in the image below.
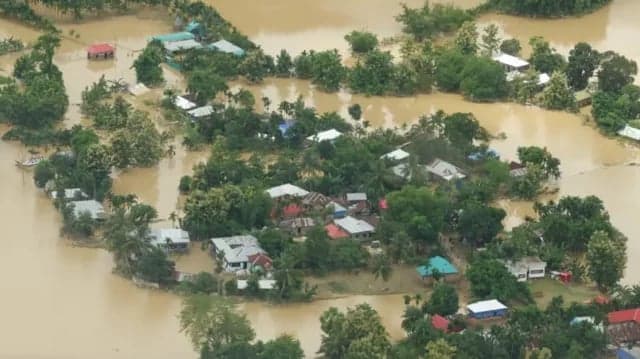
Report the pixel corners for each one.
[470,308,507,319]
[528,268,546,279]
[225,260,248,272]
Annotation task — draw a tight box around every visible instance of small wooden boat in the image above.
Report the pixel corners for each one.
[15,156,44,167]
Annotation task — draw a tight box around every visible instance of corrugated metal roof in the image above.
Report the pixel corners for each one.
[492,53,529,69]
[174,96,196,110]
[618,125,640,141]
[426,158,466,181]
[149,228,190,246]
[346,193,367,202]
[187,105,214,118]
[207,39,245,56]
[608,308,640,324]
[467,299,508,313]
[381,149,410,161]
[151,32,195,43]
[266,183,309,199]
[306,129,342,142]
[163,39,202,53]
[70,200,105,220]
[334,216,375,234]
[416,256,458,277]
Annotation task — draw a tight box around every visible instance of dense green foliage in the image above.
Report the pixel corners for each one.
[566,42,599,90]
[344,31,378,54]
[460,56,508,101]
[396,1,472,41]
[466,256,533,303]
[488,0,611,17]
[133,40,164,87]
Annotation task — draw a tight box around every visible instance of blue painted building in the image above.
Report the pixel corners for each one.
[416,256,458,278]
[618,347,640,359]
[466,299,508,320]
[207,39,245,56]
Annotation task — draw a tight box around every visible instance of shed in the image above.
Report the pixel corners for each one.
[306,129,342,143]
[431,314,450,333]
[467,299,508,319]
[266,183,309,199]
[575,90,592,107]
[151,32,195,43]
[237,279,276,290]
[618,125,640,141]
[174,96,196,111]
[69,200,106,220]
[416,256,458,278]
[164,39,202,54]
[381,149,410,162]
[149,228,190,252]
[187,105,214,119]
[426,159,465,181]
[492,53,529,72]
[87,43,114,59]
[207,39,245,56]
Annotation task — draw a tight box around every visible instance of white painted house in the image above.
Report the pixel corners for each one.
[334,216,375,239]
[210,235,267,273]
[492,53,530,72]
[504,256,547,282]
[49,188,87,200]
[149,228,190,252]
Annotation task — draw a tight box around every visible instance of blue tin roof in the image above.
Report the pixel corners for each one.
[416,256,458,277]
[151,32,195,43]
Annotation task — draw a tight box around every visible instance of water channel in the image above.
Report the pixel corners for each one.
[1,0,640,357]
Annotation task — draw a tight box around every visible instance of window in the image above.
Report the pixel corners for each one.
[529,269,544,275]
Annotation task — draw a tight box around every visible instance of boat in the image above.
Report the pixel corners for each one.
[15,156,44,167]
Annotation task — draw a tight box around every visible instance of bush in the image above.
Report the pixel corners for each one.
[435,49,468,92]
[460,57,508,101]
[344,31,378,54]
[176,272,219,295]
[225,278,238,295]
[179,175,193,194]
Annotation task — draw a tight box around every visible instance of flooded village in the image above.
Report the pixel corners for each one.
[2,0,640,358]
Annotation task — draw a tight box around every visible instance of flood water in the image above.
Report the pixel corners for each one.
[2,0,640,357]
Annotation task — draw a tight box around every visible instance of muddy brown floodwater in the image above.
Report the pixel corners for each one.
[2,0,640,357]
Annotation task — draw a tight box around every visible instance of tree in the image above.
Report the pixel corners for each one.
[274,49,294,77]
[435,49,467,92]
[348,50,395,95]
[441,112,488,149]
[133,41,164,86]
[454,21,478,55]
[34,159,55,187]
[319,304,391,359]
[293,50,314,79]
[566,43,599,90]
[371,254,392,282]
[499,38,521,56]
[345,31,378,54]
[259,335,304,359]
[240,50,273,83]
[488,0,610,17]
[348,104,362,121]
[187,69,229,105]
[425,339,457,359]
[310,50,345,92]
[466,256,533,303]
[587,230,626,290]
[424,283,459,316]
[528,36,566,74]
[480,24,501,57]
[460,56,508,101]
[395,2,471,41]
[598,52,638,93]
[517,146,561,179]
[135,247,175,285]
[303,226,331,273]
[458,203,505,247]
[541,71,577,111]
[179,295,255,352]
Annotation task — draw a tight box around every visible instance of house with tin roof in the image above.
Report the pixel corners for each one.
[416,256,458,279]
[333,216,375,240]
[266,183,309,199]
[149,228,190,253]
[467,299,508,320]
[210,235,270,273]
[426,159,466,181]
[69,200,106,220]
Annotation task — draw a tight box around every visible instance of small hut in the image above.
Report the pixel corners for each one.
[87,43,115,60]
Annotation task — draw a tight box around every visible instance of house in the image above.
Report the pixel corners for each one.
[149,228,190,252]
[266,183,309,199]
[327,201,347,218]
[247,252,273,272]
[380,149,410,162]
[416,256,459,279]
[187,105,214,119]
[333,216,375,239]
[607,308,640,345]
[575,90,592,107]
[207,39,245,56]
[280,203,303,219]
[503,256,546,281]
[174,96,197,111]
[617,347,640,359]
[426,159,466,181]
[466,299,508,319]
[302,192,330,210]
[325,223,349,240]
[151,32,195,43]
[210,235,269,273]
[69,200,106,220]
[618,125,640,141]
[49,188,87,200]
[571,316,603,331]
[431,314,450,333]
[87,43,114,60]
[306,129,342,143]
[278,120,295,136]
[346,192,367,203]
[163,39,202,54]
[391,163,427,180]
[509,161,528,177]
[492,53,530,72]
[280,217,316,236]
[538,73,551,86]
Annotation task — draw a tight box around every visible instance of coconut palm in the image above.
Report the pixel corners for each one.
[371,254,392,282]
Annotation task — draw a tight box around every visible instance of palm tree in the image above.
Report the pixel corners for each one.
[371,254,392,282]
